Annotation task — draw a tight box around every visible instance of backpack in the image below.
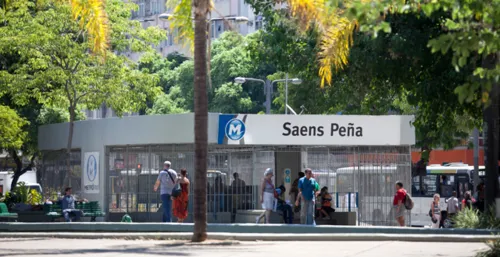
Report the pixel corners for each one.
[404,193,414,210]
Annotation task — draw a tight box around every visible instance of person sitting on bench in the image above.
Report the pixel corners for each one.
[275,185,294,224]
[60,187,87,222]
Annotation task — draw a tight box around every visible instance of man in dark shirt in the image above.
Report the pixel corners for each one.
[231,173,247,222]
[290,171,305,210]
[61,187,85,222]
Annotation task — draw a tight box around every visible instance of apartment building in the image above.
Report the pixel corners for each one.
[86,0,263,120]
[131,0,262,57]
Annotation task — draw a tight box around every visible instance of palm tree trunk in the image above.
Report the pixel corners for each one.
[191,0,209,243]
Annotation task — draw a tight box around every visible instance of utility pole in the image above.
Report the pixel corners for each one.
[285,73,289,115]
[483,53,499,214]
[473,128,480,194]
[265,80,271,114]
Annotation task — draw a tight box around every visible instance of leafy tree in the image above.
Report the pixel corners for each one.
[0,105,27,150]
[166,52,189,69]
[147,87,188,115]
[345,0,499,212]
[145,31,272,115]
[1,0,163,186]
[211,83,252,113]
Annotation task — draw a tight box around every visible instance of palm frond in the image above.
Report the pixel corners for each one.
[318,17,355,87]
[287,0,356,87]
[288,0,325,30]
[68,0,109,56]
[166,0,194,51]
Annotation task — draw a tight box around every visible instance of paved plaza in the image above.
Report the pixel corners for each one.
[0,238,488,257]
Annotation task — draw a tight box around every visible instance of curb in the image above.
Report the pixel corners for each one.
[1,222,499,235]
[0,232,498,242]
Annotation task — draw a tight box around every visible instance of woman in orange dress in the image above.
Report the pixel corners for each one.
[173,168,190,223]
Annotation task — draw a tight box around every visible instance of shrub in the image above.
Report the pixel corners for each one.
[454,207,480,229]
[1,182,43,208]
[453,206,500,230]
[28,189,42,205]
[476,238,500,257]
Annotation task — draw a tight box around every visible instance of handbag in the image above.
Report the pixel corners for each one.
[429,209,438,224]
[167,170,181,198]
[266,179,278,198]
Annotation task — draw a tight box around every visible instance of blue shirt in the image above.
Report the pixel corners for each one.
[61,195,75,210]
[298,177,317,201]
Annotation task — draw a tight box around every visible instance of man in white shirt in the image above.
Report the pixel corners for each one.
[154,161,177,222]
[446,191,459,218]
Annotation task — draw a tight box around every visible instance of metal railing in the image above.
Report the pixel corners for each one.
[40,145,411,225]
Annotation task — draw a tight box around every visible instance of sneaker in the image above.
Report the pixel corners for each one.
[255,217,259,224]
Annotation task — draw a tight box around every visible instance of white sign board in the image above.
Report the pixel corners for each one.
[217,114,415,146]
[83,152,99,193]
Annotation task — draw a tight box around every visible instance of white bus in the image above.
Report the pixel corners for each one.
[410,163,484,227]
[335,165,410,226]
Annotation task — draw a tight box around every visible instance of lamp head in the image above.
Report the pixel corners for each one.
[234,77,246,84]
[234,16,249,24]
[159,13,173,21]
[291,78,302,85]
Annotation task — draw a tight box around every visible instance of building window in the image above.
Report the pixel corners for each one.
[151,0,158,14]
[138,2,145,17]
[255,15,263,30]
[211,20,224,38]
[157,0,163,14]
[168,32,173,46]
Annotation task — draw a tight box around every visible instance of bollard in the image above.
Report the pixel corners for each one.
[348,192,351,212]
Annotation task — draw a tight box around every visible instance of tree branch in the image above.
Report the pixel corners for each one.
[9,149,22,172]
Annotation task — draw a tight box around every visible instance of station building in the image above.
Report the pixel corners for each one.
[38,113,415,224]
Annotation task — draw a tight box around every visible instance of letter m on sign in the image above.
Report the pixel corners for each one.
[228,124,242,136]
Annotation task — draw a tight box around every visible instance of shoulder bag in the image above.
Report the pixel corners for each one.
[167,170,181,198]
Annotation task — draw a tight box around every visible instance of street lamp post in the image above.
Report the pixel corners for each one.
[234,76,302,114]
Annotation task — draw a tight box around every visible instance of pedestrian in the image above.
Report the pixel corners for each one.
[474,183,485,213]
[393,181,407,227]
[231,172,246,223]
[290,171,305,212]
[256,168,275,224]
[295,168,319,225]
[153,161,178,222]
[462,191,475,210]
[430,193,441,228]
[319,186,335,219]
[173,168,190,223]
[446,191,459,218]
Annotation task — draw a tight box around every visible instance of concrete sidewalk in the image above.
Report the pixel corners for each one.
[0,238,489,257]
[0,232,498,242]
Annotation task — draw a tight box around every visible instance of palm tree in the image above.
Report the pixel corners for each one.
[191,0,210,242]
[165,0,354,243]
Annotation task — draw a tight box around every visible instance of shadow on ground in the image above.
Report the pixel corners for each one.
[0,239,258,257]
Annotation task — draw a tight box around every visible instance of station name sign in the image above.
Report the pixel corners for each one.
[217,114,415,146]
[282,122,363,137]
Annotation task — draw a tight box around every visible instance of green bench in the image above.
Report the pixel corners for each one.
[44,201,105,222]
[76,201,105,222]
[43,203,64,222]
[0,202,18,221]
